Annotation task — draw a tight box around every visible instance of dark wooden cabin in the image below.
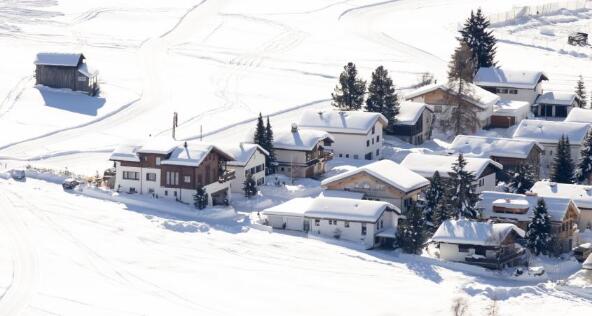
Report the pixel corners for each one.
[34,52,99,96]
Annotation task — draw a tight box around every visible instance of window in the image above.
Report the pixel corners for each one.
[372,126,376,134]
[146,173,156,182]
[372,138,375,145]
[323,139,332,146]
[174,191,177,197]
[376,149,380,156]
[281,167,285,171]
[165,190,168,196]
[380,219,383,229]
[328,219,337,225]
[353,154,359,160]
[315,219,320,226]
[123,171,139,180]
[497,88,508,94]
[339,154,343,158]
[250,167,256,174]
[344,221,350,228]
[361,223,367,235]
[434,105,442,113]
[184,176,191,183]
[509,89,518,95]
[366,140,370,147]
[256,164,263,173]
[77,76,86,82]
[458,244,471,253]
[256,177,264,185]
[376,135,380,142]
[346,154,349,158]
[156,157,161,165]
[166,171,179,186]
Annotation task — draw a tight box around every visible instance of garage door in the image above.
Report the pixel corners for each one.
[269,216,285,229]
[285,216,303,231]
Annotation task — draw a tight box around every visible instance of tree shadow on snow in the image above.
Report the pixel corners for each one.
[37,86,105,116]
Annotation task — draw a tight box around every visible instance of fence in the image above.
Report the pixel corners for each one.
[489,0,590,27]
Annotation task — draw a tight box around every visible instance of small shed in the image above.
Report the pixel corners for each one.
[34,52,99,96]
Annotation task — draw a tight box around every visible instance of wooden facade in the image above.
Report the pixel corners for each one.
[35,54,98,96]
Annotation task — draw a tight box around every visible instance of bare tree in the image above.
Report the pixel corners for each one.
[487,298,499,316]
[451,297,469,316]
[412,72,435,88]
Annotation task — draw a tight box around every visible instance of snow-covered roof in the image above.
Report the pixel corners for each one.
[584,253,592,270]
[161,143,233,167]
[432,219,525,246]
[565,107,592,123]
[34,52,82,67]
[219,143,269,167]
[273,126,334,151]
[536,91,579,106]
[474,67,548,89]
[478,191,576,222]
[305,197,399,222]
[394,101,432,125]
[400,153,502,179]
[321,159,429,193]
[261,197,314,217]
[298,110,388,134]
[404,82,499,109]
[137,137,179,155]
[110,144,141,162]
[318,190,366,200]
[530,181,592,209]
[449,135,543,160]
[512,119,591,144]
[493,99,531,117]
[77,63,97,77]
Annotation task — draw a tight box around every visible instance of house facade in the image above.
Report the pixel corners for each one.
[391,101,434,145]
[34,52,98,96]
[474,67,548,105]
[220,143,268,193]
[320,160,429,213]
[534,92,581,118]
[298,110,387,160]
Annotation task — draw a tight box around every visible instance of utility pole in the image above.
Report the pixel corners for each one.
[200,125,203,141]
[172,112,178,140]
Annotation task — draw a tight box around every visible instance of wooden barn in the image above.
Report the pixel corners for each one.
[34,52,99,96]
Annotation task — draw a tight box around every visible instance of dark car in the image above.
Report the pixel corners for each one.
[62,178,79,190]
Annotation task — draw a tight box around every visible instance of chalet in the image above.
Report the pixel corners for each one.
[273,124,334,178]
[534,92,581,118]
[431,219,526,269]
[400,153,502,192]
[219,143,268,193]
[565,107,592,123]
[490,99,531,128]
[391,101,434,145]
[404,82,499,129]
[448,135,543,178]
[530,181,592,231]
[34,52,98,96]
[512,119,591,174]
[109,138,236,206]
[479,191,580,254]
[262,197,313,231]
[320,160,429,213]
[298,110,387,160]
[474,67,548,104]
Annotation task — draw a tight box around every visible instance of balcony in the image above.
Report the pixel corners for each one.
[464,248,526,269]
[218,169,236,183]
[305,152,334,166]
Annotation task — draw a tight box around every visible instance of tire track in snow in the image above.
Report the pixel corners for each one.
[0,75,34,119]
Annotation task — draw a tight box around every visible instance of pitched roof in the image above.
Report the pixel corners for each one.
[273,126,334,151]
[536,91,579,106]
[261,197,314,217]
[432,219,525,246]
[478,191,577,222]
[110,144,141,162]
[321,160,429,193]
[298,110,388,134]
[474,67,548,89]
[584,253,592,270]
[449,135,543,160]
[136,137,179,155]
[305,197,399,222]
[394,101,432,125]
[404,82,499,109]
[161,143,233,167]
[530,181,592,209]
[318,190,366,200]
[565,107,592,123]
[34,52,83,67]
[400,153,502,178]
[493,99,530,116]
[77,63,97,77]
[219,143,269,167]
[512,119,591,144]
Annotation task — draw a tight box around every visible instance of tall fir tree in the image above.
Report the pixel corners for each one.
[526,198,554,256]
[550,135,575,184]
[575,75,587,108]
[433,184,454,229]
[253,112,266,146]
[264,116,276,174]
[576,129,592,184]
[507,164,536,194]
[422,171,444,226]
[365,66,399,132]
[396,204,426,254]
[331,62,366,110]
[243,173,258,198]
[459,8,497,69]
[450,154,480,219]
[193,185,208,210]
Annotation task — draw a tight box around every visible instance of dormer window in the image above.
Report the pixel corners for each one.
[372,126,375,134]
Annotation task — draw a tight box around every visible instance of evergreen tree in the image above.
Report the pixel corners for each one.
[243,173,258,198]
[526,198,554,256]
[254,113,266,146]
[550,135,575,184]
[331,62,366,110]
[365,66,399,132]
[450,154,480,219]
[423,171,444,225]
[193,185,208,210]
[459,8,497,69]
[433,184,454,229]
[264,116,276,174]
[575,75,587,108]
[576,129,592,184]
[396,204,426,254]
[507,164,537,194]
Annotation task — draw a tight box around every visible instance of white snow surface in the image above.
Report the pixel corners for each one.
[298,109,387,134]
[565,107,592,123]
[474,67,548,89]
[479,191,575,222]
[536,91,579,105]
[220,143,268,166]
[395,101,430,125]
[493,99,531,116]
[400,153,503,178]
[273,127,333,151]
[404,82,500,109]
[531,180,592,209]
[432,219,525,246]
[305,197,398,222]
[449,135,542,159]
[34,52,81,66]
[512,119,591,144]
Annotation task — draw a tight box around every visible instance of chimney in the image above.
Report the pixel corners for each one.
[505,198,511,203]
[549,182,557,188]
[291,123,298,133]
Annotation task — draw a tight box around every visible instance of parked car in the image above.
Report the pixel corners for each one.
[11,168,26,180]
[573,243,592,262]
[62,178,79,190]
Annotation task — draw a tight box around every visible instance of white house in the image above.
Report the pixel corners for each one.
[512,119,591,174]
[298,110,388,160]
[534,92,581,118]
[219,143,268,193]
[391,101,434,145]
[400,153,502,192]
[431,219,526,269]
[262,197,313,231]
[565,107,592,123]
[490,99,531,128]
[474,67,548,104]
[530,181,592,230]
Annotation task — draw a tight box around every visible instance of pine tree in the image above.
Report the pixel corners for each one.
[423,171,444,225]
[396,204,426,254]
[507,164,536,194]
[243,173,258,198]
[331,62,367,110]
[550,135,575,184]
[264,116,276,174]
[459,8,497,69]
[575,75,587,108]
[365,66,399,132]
[576,129,592,184]
[450,154,480,219]
[193,185,208,210]
[526,198,554,256]
[433,184,454,229]
[254,112,266,146]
